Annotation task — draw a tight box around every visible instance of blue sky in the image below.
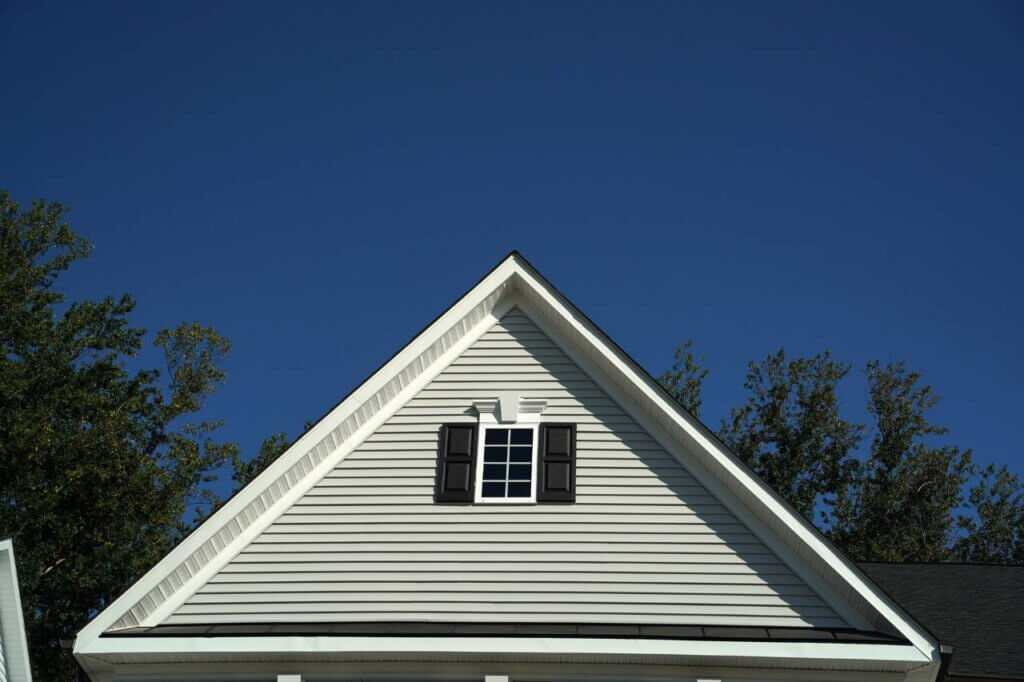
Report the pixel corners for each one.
[2,1,1022,491]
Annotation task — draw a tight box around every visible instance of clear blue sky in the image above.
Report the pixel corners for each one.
[2,2,1022,489]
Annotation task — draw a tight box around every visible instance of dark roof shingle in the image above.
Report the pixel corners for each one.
[860,562,1024,680]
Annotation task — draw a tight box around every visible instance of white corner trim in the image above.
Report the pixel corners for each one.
[0,538,33,682]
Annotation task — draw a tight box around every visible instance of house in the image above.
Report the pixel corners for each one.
[74,252,965,680]
[1,538,33,682]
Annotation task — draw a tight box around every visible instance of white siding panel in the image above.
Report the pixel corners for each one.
[169,311,846,628]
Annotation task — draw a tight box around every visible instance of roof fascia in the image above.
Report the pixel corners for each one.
[0,538,34,682]
[505,254,939,661]
[75,634,931,670]
[76,256,522,647]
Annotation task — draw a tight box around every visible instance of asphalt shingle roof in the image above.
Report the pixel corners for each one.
[860,562,1024,680]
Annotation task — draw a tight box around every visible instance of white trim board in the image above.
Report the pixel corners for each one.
[74,251,939,676]
[77,634,931,671]
[0,538,33,682]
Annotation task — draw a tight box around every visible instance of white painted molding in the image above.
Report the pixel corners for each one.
[519,398,548,416]
[474,393,548,424]
[484,676,509,682]
[472,399,499,420]
[74,634,931,667]
[277,675,302,682]
[498,391,519,422]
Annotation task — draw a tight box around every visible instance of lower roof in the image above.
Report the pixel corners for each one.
[860,562,1024,681]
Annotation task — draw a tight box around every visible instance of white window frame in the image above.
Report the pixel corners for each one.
[473,422,539,504]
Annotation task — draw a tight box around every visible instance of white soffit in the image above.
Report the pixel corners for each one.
[75,251,938,669]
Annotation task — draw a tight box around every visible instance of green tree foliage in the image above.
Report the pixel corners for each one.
[657,340,709,417]
[0,191,238,678]
[719,349,864,522]
[955,463,1024,564]
[232,431,290,490]
[666,341,1022,564]
[229,419,316,493]
[831,361,973,562]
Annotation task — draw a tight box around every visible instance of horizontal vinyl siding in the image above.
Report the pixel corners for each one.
[170,311,845,628]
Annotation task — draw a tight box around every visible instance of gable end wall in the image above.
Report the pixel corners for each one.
[169,310,846,628]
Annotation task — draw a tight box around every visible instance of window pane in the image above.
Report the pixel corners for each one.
[509,447,532,462]
[508,464,531,480]
[507,482,531,497]
[510,429,533,445]
[485,429,508,445]
[478,427,535,501]
[483,464,506,480]
[484,447,507,462]
[481,482,506,498]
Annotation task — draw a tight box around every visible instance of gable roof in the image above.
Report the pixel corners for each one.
[861,562,1024,681]
[0,538,33,682]
[75,251,940,673]
[164,308,850,629]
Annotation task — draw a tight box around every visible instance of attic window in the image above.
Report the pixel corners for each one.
[477,427,537,502]
[434,395,576,504]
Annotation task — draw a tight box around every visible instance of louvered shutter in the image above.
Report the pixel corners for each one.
[434,424,477,502]
[538,423,576,502]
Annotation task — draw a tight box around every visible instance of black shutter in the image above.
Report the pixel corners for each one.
[538,423,576,502]
[435,424,477,502]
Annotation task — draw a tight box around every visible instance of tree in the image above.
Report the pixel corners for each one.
[955,463,1024,564]
[0,191,238,679]
[658,340,709,417]
[232,431,290,490]
[719,349,863,522]
[830,361,973,562]
[229,418,317,493]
